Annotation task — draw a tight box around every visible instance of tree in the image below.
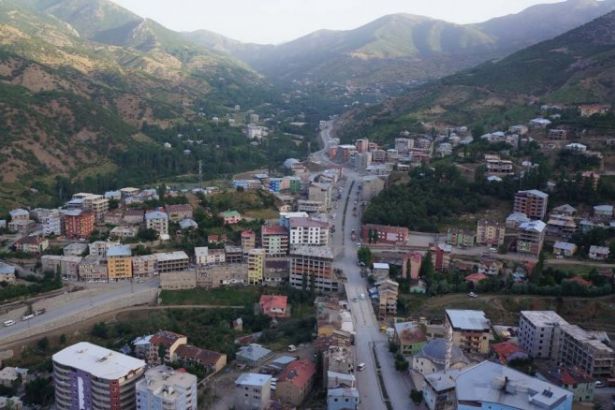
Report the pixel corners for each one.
[357,247,373,266]
[91,322,109,339]
[24,378,54,406]
[158,344,167,364]
[36,337,49,352]
[410,389,424,405]
[137,228,159,242]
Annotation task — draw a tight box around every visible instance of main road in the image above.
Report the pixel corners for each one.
[314,123,414,410]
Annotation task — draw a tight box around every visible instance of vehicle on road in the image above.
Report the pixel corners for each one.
[489,247,497,253]
[34,308,46,316]
[359,293,365,300]
[288,344,297,352]
[3,320,15,327]
[22,314,34,321]
[357,363,366,372]
[595,380,605,388]
[468,292,478,298]
[351,230,357,241]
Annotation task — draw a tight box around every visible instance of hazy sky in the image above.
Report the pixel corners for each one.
[112,0,565,44]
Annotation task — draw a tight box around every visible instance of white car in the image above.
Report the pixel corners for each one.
[359,293,366,300]
[468,292,478,298]
[357,363,366,372]
[3,320,16,327]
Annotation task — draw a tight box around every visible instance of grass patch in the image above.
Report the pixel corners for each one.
[160,287,260,306]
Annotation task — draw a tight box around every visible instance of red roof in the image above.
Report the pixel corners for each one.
[165,204,193,213]
[241,230,255,238]
[464,273,488,284]
[492,341,525,363]
[175,344,224,367]
[278,359,316,388]
[259,295,288,311]
[567,276,592,287]
[150,331,186,348]
[262,225,288,235]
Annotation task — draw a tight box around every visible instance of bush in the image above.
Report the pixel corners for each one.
[410,389,424,404]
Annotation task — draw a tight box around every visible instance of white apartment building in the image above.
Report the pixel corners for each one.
[72,193,109,221]
[289,218,330,246]
[145,211,169,237]
[234,373,272,410]
[518,311,569,359]
[136,365,197,410]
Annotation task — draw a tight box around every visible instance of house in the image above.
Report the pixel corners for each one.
[529,118,552,128]
[145,210,169,238]
[445,309,491,354]
[553,242,577,258]
[234,373,271,410]
[236,344,273,367]
[0,367,27,387]
[327,387,359,410]
[594,205,614,220]
[394,322,427,355]
[552,204,577,217]
[543,366,595,403]
[110,225,138,239]
[174,345,227,374]
[589,245,610,261]
[478,258,503,276]
[148,331,188,364]
[276,359,316,407]
[63,242,88,257]
[0,262,16,283]
[464,272,488,285]
[565,143,587,152]
[491,341,528,364]
[165,204,193,222]
[258,295,288,318]
[14,235,48,253]
[220,210,241,225]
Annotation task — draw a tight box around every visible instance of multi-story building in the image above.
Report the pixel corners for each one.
[136,365,197,410]
[156,251,189,273]
[110,225,138,239]
[234,373,272,410]
[241,230,256,254]
[53,342,146,410]
[476,220,505,247]
[445,309,491,354]
[395,137,414,154]
[361,224,409,245]
[107,245,132,280]
[355,138,369,153]
[261,225,289,256]
[145,211,169,237]
[485,158,514,176]
[546,214,577,239]
[32,208,62,236]
[132,254,158,278]
[196,264,248,288]
[518,311,570,359]
[377,279,399,320]
[62,209,95,239]
[308,183,332,210]
[247,248,266,285]
[165,204,193,222]
[361,176,385,201]
[557,324,615,379]
[517,220,546,256]
[297,199,326,213]
[290,246,337,292]
[276,359,316,407]
[89,240,120,258]
[14,235,48,253]
[514,189,549,220]
[446,228,476,248]
[289,218,330,246]
[78,256,107,282]
[194,247,225,266]
[72,193,109,222]
[41,255,82,281]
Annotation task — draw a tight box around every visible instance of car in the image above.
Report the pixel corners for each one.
[489,247,497,253]
[359,293,366,300]
[22,314,34,321]
[288,344,297,352]
[468,292,478,298]
[357,363,366,372]
[595,380,606,388]
[3,320,15,327]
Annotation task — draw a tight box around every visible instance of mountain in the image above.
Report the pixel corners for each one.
[185,0,615,89]
[0,0,275,209]
[339,10,615,142]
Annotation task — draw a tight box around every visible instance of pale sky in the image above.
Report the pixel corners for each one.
[111,0,565,44]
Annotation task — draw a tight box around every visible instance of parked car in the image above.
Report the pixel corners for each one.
[3,320,15,327]
[468,292,478,298]
[357,363,366,372]
[288,344,297,352]
[22,314,34,321]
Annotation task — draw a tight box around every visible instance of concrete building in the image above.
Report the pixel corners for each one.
[107,245,132,281]
[517,220,547,256]
[247,248,266,285]
[194,247,226,266]
[156,251,189,273]
[110,225,138,239]
[289,218,330,246]
[276,359,316,407]
[0,262,16,283]
[543,366,594,403]
[234,373,271,410]
[160,269,197,290]
[557,324,615,379]
[78,256,107,282]
[519,311,570,359]
[236,344,273,367]
[136,366,197,410]
[361,176,385,201]
[63,242,88,257]
[62,209,95,239]
[394,321,427,355]
[53,342,146,410]
[241,230,256,254]
[297,199,327,213]
[377,279,399,320]
[197,264,248,288]
[445,309,491,354]
[165,204,193,222]
[41,255,82,281]
[145,210,169,237]
[327,387,359,410]
[290,246,337,292]
[361,224,409,245]
[14,235,48,253]
[476,220,505,247]
[261,224,289,256]
[71,193,109,222]
[308,183,332,210]
[589,245,610,261]
[546,214,577,239]
[514,189,549,220]
[89,240,120,258]
[132,254,158,278]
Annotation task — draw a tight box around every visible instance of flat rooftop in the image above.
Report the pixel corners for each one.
[53,342,145,380]
[235,372,271,387]
[156,251,189,262]
[521,311,569,327]
[446,309,490,331]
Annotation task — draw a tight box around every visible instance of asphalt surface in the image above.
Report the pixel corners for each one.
[317,123,413,410]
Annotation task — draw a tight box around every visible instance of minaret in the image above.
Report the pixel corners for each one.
[445,323,453,372]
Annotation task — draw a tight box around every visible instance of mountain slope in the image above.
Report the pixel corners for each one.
[339,10,615,142]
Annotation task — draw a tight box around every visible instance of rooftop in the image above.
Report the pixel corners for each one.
[156,251,189,262]
[259,295,288,311]
[519,220,547,233]
[150,331,186,348]
[52,342,145,380]
[107,245,132,258]
[175,344,224,367]
[518,189,548,199]
[446,309,490,331]
[262,224,288,235]
[278,359,316,388]
[145,210,168,220]
[138,365,196,395]
[394,322,426,345]
[290,245,333,259]
[235,372,272,387]
[521,311,569,327]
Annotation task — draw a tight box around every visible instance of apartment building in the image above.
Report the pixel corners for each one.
[276,360,316,407]
[289,218,330,246]
[32,208,62,236]
[72,193,109,221]
[107,245,132,280]
[557,324,615,379]
[485,158,514,176]
[156,251,189,273]
[261,224,289,256]
[518,311,570,359]
[62,209,95,239]
[145,210,169,237]
[514,189,549,220]
[308,183,332,210]
[165,204,193,222]
[197,264,248,288]
[14,235,48,253]
[78,256,107,282]
[41,255,82,281]
[53,342,146,410]
[247,248,266,285]
[290,246,337,292]
[234,373,272,410]
[476,220,505,247]
[445,309,491,354]
[377,279,399,320]
[297,199,327,213]
[132,254,158,278]
[546,214,577,239]
[361,224,409,245]
[517,220,546,256]
[361,176,385,201]
[194,247,225,266]
[241,230,256,254]
[89,240,120,258]
[136,366,197,410]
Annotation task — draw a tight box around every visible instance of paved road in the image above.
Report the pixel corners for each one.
[0,278,159,345]
[317,123,413,410]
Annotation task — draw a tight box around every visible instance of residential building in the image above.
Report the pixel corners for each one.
[552,204,577,217]
[258,295,288,318]
[589,245,610,261]
[445,309,491,354]
[63,242,88,257]
[309,183,332,210]
[327,387,359,410]
[290,246,337,292]
[423,369,460,410]
[519,311,570,359]
[33,208,62,236]
[361,176,385,201]
[107,245,132,280]
[225,245,243,264]
[194,247,225,266]
[78,256,107,282]
[543,366,594,403]
[486,158,514,176]
[261,225,289,256]
[514,189,549,220]
[546,214,577,239]
[491,341,528,364]
[148,331,188,364]
[175,345,227,374]
[556,324,615,379]
[289,218,330,246]
[377,279,399,320]
[506,212,531,229]
[123,209,145,225]
[517,220,547,256]
[9,208,29,222]
[71,193,109,222]
[160,269,197,290]
[297,199,327,213]
[53,342,146,410]
[475,220,505,247]
[62,209,95,239]
[276,359,316,407]
[41,255,82,281]
[455,361,573,410]
[14,235,48,253]
[89,240,119,258]
[234,373,271,410]
[8,208,32,233]
[247,248,266,284]
[236,344,273,367]
[0,262,16,283]
[355,138,369,153]
[446,228,476,248]
[372,262,390,281]
[0,367,27,388]
[394,322,427,355]
[110,225,138,239]
[165,204,193,222]
[132,254,158,278]
[145,211,169,237]
[241,230,256,254]
[553,242,578,258]
[594,204,613,220]
[156,251,189,273]
[220,210,241,225]
[136,365,197,410]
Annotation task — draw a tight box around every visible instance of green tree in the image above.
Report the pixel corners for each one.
[410,389,424,404]
[36,337,49,352]
[357,247,373,266]
[24,378,54,406]
[91,322,109,339]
